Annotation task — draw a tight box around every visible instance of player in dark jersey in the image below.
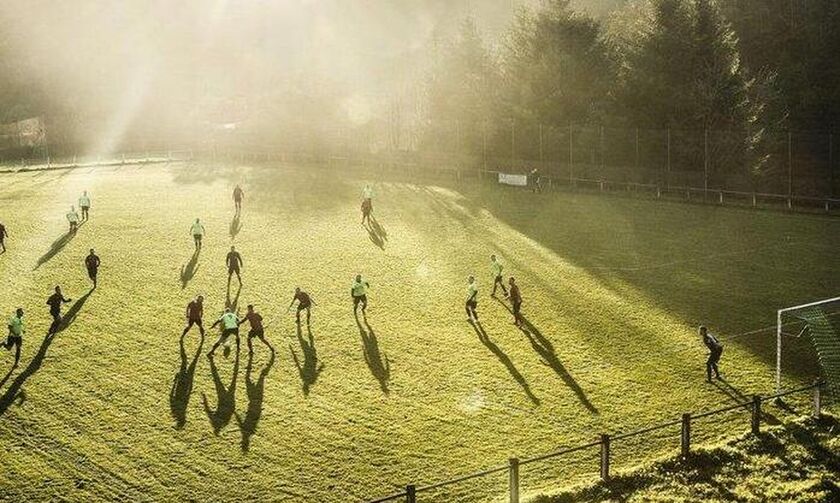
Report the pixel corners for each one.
[85,249,101,288]
[288,287,316,325]
[0,222,7,253]
[701,325,723,382]
[226,246,243,286]
[508,277,523,327]
[182,295,205,337]
[46,286,72,334]
[233,185,244,214]
[239,304,271,354]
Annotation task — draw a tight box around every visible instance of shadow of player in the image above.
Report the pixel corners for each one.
[34,230,77,270]
[518,317,598,414]
[235,345,275,452]
[226,281,242,313]
[170,331,204,429]
[370,215,388,242]
[364,222,385,250]
[470,320,540,405]
[0,289,90,414]
[180,249,200,290]
[290,320,324,396]
[229,214,243,239]
[203,343,240,435]
[355,311,390,393]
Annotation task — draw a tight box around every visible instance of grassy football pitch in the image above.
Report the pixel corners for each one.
[0,162,837,502]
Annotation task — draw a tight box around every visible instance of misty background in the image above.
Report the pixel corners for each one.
[1,1,838,196]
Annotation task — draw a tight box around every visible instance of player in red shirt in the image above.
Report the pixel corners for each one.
[182,295,205,337]
[508,277,523,327]
[288,287,316,325]
[239,304,271,353]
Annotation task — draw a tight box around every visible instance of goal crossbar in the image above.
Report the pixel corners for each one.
[776,296,840,393]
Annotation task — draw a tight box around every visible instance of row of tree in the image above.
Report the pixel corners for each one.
[423,0,840,182]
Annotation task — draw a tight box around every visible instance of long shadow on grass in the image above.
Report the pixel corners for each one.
[290,320,324,396]
[34,229,77,270]
[493,299,597,413]
[470,320,540,405]
[364,222,385,250]
[370,215,388,242]
[355,312,390,393]
[0,292,92,415]
[170,331,204,429]
[229,214,242,239]
[712,378,783,426]
[449,183,839,378]
[235,345,275,452]
[203,345,240,435]
[180,249,200,289]
[226,281,242,313]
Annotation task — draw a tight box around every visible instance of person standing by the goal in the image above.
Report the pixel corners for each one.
[701,325,723,382]
[466,275,479,322]
[79,190,91,221]
[490,254,508,298]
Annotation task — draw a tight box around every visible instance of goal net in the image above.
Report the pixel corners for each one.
[776,297,840,402]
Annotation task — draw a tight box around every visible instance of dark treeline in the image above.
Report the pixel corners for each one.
[424,0,840,195]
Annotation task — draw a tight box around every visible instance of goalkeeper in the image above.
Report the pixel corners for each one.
[700,325,723,382]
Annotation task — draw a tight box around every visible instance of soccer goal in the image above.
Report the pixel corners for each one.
[776,296,840,398]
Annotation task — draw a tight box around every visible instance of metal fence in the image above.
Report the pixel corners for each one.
[368,381,827,503]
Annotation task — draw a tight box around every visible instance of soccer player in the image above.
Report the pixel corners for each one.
[233,185,244,214]
[182,295,205,337]
[0,221,7,253]
[226,246,243,285]
[466,275,479,322]
[351,275,370,314]
[509,277,523,327]
[208,307,240,357]
[4,308,24,367]
[240,304,271,354]
[190,218,205,250]
[288,287,315,325]
[46,286,72,334]
[700,325,723,382]
[361,199,372,226]
[490,254,508,298]
[362,183,374,211]
[85,249,101,288]
[79,190,91,220]
[67,206,80,234]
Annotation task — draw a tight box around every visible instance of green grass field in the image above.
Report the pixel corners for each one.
[0,162,837,502]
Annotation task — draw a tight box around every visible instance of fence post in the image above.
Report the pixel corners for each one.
[509,458,520,503]
[569,122,574,185]
[482,122,487,172]
[751,395,761,435]
[600,434,610,481]
[704,128,709,201]
[813,380,822,418]
[406,484,416,503]
[719,191,723,204]
[681,413,691,458]
[788,131,793,209]
[634,128,639,174]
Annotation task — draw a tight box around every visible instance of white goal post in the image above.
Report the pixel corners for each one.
[776,296,840,393]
